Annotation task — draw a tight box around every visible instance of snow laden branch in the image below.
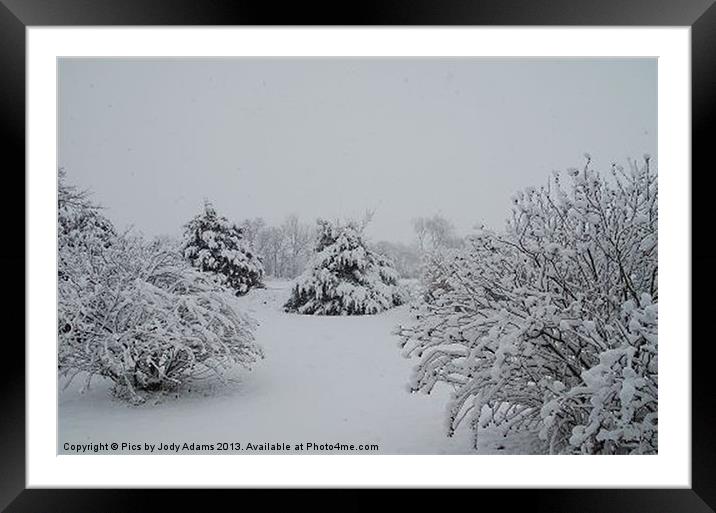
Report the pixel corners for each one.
[58,168,116,259]
[58,174,262,403]
[398,155,657,454]
[285,218,406,315]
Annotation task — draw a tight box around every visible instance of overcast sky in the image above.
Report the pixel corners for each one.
[58,58,656,244]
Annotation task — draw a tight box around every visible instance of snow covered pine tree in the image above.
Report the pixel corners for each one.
[58,175,262,403]
[398,155,657,454]
[183,200,264,295]
[285,218,405,315]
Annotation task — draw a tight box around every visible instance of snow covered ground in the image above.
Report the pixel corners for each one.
[59,280,539,454]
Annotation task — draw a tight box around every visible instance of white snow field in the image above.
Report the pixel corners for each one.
[59,280,539,454]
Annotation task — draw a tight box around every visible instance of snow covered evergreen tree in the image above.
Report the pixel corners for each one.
[285,218,405,315]
[398,155,658,454]
[182,201,264,295]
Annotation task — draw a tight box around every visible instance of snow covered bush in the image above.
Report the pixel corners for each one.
[418,247,465,304]
[59,235,262,403]
[58,177,262,403]
[398,155,657,454]
[408,214,466,302]
[182,201,264,295]
[285,218,406,315]
[58,168,116,259]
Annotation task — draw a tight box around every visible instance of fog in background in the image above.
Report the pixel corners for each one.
[58,58,657,244]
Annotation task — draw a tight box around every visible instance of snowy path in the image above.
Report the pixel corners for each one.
[59,280,534,454]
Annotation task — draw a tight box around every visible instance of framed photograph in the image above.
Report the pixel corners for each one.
[4,0,713,510]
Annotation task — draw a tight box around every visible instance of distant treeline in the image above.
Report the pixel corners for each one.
[242,213,465,280]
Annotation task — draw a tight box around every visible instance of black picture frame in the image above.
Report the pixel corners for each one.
[2,1,713,511]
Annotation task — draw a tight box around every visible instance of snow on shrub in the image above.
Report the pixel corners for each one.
[285,218,406,315]
[398,155,657,454]
[58,175,262,403]
[183,200,264,295]
[59,236,262,403]
[58,168,115,257]
[419,247,465,304]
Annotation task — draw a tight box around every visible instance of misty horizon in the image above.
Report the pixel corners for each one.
[58,57,656,244]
